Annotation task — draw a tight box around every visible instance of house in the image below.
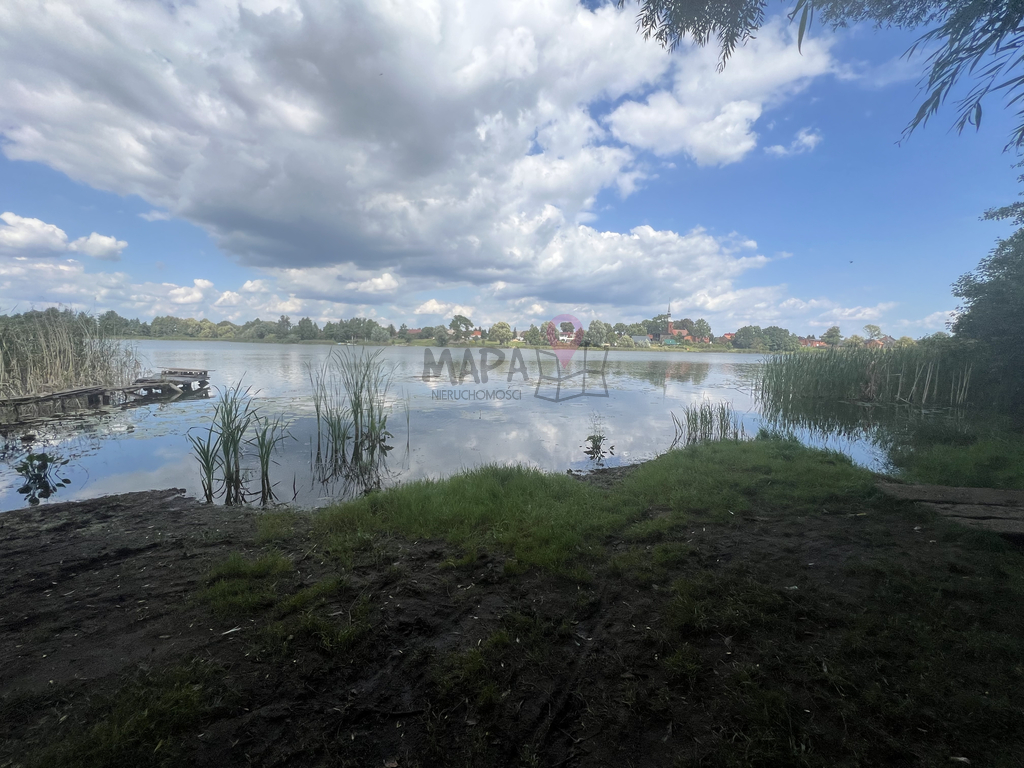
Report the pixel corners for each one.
[630,335,651,347]
[471,329,482,339]
[720,333,736,342]
[799,337,828,348]
[407,328,422,336]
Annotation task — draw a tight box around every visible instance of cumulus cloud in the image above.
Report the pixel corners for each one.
[0,211,127,260]
[414,299,475,318]
[0,1,837,290]
[605,18,835,166]
[765,127,823,157]
[68,232,128,260]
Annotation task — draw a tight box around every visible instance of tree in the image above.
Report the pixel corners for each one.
[844,334,866,347]
[277,315,291,335]
[370,326,390,344]
[559,321,576,335]
[449,315,473,341]
[863,324,883,340]
[895,335,917,348]
[585,319,609,347]
[620,0,1024,151]
[434,326,449,346]
[613,322,628,337]
[733,325,765,350]
[822,326,843,346]
[626,322,646,336]
[693,318,712,341]
[763,325,800,352]
[525,324,543,345]
[544,321,558,346]
[419,326,435,340]
[490,321,514,346]
[677,317,697,336]
[398,323,411,342]
[296,317,319,340]
[952,226,1024,406]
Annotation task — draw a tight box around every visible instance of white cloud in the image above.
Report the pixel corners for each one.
[0,211,126,259]
[605,18,835,166]
[0,211,71,254]
[413,299,475,318]
[0,1,837,291]
[68,232,127,260]
[139,209,171,221]
[765,127,823,157]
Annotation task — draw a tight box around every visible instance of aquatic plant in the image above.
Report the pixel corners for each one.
[0,307,142,400]
[669,401,745,448]
[186,422,221,504]
[213,381,258,505]
[251,413,291,505]
[583,413,614,464]
[756,346,973,410]
[307,346,396,475]
[15,451,71,505]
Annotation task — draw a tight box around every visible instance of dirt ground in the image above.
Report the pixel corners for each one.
[1,484,1022,767]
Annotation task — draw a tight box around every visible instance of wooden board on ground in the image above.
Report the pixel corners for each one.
[877,481,1024,537]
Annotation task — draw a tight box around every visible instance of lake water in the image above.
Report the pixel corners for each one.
[0,341,901,512]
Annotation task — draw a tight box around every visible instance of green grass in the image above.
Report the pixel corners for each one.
[27,660,227,768]
[889,434,1024,489]
[199,552,292,617]
[312,434,882,575]
[315,463,626,572]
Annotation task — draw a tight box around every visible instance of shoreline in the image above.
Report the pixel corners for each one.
[3,440,1023,766]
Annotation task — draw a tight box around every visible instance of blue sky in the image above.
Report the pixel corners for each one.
[0,0,1020,338]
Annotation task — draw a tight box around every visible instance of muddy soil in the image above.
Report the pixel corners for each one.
[1,487,1021,767]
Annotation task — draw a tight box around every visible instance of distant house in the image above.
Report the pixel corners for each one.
[407,328,422,336]
[720,333,736,342]
[799,337,828,348]
[471,329,482,339]
[630,335,651,347]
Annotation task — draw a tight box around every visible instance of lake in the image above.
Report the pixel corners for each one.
[0,341,912,511]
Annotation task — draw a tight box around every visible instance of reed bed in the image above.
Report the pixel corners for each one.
[756,346,973,411]
[306,347,395,476]
[670,401,746,448]
[0,308,141,398]
[187,380,291,506]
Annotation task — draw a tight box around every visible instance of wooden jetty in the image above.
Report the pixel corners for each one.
[877,481,1024,538]
[0,368,212,420]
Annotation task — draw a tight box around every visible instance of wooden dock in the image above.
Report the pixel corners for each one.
[877,481,1024,538]
[0,368,212,419]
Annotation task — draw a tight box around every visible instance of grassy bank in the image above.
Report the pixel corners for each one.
[12,436,1023,767]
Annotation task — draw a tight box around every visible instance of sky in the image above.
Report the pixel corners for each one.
[0,0,1021,338]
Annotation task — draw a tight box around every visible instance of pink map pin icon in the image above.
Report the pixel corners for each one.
[547,314,583,369]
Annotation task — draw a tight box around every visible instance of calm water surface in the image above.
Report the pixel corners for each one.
[0,341,892,511]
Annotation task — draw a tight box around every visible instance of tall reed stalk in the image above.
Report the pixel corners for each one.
[670,401,746,448]
[251,414,291,505]
[306,347,396,475]
[0,307,141,398]
[756,346,973,411]
[212,381,257,505]
[186,422,221,503]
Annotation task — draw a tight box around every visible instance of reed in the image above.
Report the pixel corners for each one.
[186,422,221,503]
[251,414,291,505]
[307,347,396,472]
[670,401,746,448]
[0,308,141,398]
[756,346,974,411]
[213,381,258,505]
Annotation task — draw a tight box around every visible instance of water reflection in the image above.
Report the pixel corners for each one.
[8,342,968,512]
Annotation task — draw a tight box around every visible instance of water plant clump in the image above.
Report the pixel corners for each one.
[306,347,396,483]
[669,401,746,448]
[756,345,973,411]
[583,412,614,465]
[15,451,71,505]
[186,379,291,506]
[0,307,142,400]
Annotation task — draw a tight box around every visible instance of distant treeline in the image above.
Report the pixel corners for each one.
[95,311,394,343]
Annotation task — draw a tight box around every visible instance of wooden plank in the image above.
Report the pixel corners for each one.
[877,481,1024,507]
